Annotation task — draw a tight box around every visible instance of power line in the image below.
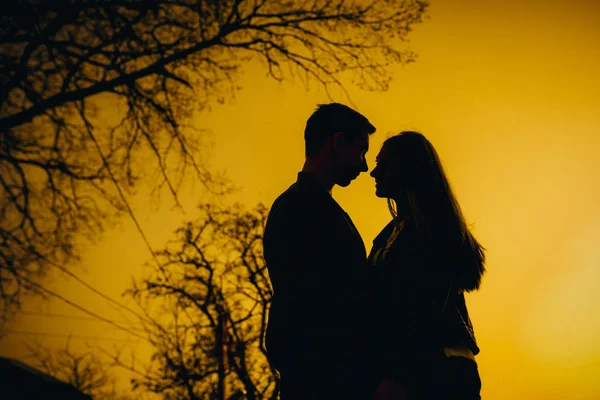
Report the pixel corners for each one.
[17,259,164,337]
[17,311,144,327]
[74,105,173,339]
[19,226,159,332]
[42,255,154,328]
[6,102,176,343]
[2,329,140,343]
[13,99,195,348]
[16,274,148,342]
[79,103,170,282]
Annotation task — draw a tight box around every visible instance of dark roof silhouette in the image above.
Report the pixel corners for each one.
[0,357,91,400]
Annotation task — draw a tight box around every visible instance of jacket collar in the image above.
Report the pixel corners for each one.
[296,171,331,196]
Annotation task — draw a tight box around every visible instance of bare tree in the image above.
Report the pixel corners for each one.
[127,203,274,399]
[25,340,135,400]
[0,0,428,320]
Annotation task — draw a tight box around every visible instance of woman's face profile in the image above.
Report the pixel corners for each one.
[370,143,403,199]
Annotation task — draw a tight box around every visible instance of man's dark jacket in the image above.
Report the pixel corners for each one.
[263,172,369,370]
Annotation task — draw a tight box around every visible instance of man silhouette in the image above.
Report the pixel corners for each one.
[263,103,376,399]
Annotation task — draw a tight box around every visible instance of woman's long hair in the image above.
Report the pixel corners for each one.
[384,131,486,291]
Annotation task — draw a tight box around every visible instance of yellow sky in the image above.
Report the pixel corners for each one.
[2,0,599,398]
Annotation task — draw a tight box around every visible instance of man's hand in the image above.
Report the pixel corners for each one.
[372,379,409,400]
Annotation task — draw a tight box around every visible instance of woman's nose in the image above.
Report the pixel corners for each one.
[370,166,377,178]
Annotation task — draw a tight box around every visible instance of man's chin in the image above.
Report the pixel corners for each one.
[336,175,358,187]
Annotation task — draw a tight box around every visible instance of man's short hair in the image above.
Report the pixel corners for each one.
[304,103,376,157]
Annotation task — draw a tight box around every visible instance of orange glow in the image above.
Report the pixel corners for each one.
[2,0,599,398]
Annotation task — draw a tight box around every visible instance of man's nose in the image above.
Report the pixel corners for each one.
[361,159,368,173]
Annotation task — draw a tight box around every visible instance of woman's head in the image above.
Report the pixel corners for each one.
[371,131,442,202]
[371,131,486,291]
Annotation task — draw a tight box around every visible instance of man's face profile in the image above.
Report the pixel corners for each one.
[334,131,370,187]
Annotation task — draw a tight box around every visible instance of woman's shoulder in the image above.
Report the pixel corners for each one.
[372,220,396,246]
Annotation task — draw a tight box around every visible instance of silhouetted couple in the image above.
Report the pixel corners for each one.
[263,103,485,400]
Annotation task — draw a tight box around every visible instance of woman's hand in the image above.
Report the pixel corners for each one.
[372,379,409,400]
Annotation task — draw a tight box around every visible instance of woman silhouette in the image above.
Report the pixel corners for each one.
[369,131,485,400]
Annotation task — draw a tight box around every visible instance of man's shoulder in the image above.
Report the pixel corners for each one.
[267,181,328,225]
[270,181,320,208]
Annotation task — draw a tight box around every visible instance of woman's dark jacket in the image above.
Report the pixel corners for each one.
[368,220,480,385]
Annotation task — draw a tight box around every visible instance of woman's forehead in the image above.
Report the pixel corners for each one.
[377,143,394,159]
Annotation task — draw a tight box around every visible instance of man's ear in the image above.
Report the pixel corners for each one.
[332,131,346,152]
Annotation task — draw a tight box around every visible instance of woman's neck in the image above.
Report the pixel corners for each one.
[391,196,409,220]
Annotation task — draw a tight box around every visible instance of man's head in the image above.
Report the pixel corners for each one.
[304,103,375,187]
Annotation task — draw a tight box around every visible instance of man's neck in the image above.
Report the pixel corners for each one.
[301,159,335,193]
